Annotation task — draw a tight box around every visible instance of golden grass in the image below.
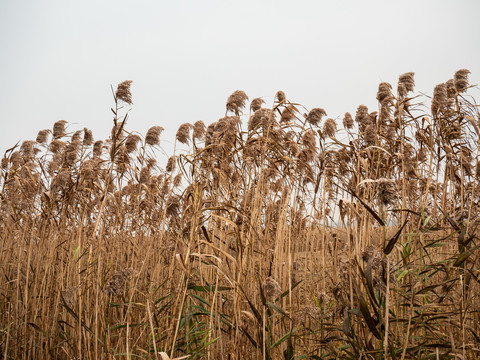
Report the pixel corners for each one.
[1,71,480,359]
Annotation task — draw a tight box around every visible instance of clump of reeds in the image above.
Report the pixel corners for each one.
[0,71,479,359]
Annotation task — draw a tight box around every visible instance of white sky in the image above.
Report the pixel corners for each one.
[1,0,479,158]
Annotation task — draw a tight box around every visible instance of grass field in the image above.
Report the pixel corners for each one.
[1,71,479,359]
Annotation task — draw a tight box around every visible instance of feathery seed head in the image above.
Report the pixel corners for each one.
[65,142,81,165]
[379,100,393,123]
[71,130,82,143]
[20,141,36,159]
[139,166,150,184]
[248,108,275,131]
[166,155,176,172]
[83,128,94,146]
[10,151,23,168]
[446,79,456,98]
[174,172,182,187]
[49,140,65,154]
[454,69,470,93]
[323,118,337,138]
[397,72,415,97]
[145,126,164,146]
[431,83,448,116]
[362,245,382,265]
[355,105,370,124]
[56,169,71,188]
[93,140,103,156]
[250,97,265,112]
[377,178,398,206]
[36,129,50,144]
[302,129,317,149]
[205,122,217,145]
[125,134,141,153]
[343,112,354,129]
[166,194,180,217]
[263,277,281,298]
[275,91,286,103]
[192,120,206,140]
[306,108,327,126]
[226,90,248,115]
[53,120,68,138]
[376,82,393,102]
[46,154,61,176]
[176,123,193,145]
[115,80,133,105]
[281,105,296,123]
[364,125,376,145]
[104,268,134,296]
[113,145,130,171]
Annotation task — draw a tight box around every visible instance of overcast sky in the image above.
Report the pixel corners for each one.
[1,0,479,158]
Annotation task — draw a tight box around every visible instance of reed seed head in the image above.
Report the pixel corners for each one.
[145,126,164,146]
[36,129,50,144]
[226,90,248,115]
[249,108,274,131]
[454,68,470,93]
[176,123,193,145]
[275,91,286,103]
[355,105,370,126]
[281,105,296,123]
[263,276,281,298]
[61,287,77,308]
[250,97,265,112]
[104,268,134,296]
[306,108,327,126]
[376,82,393,102]
[139,166,150,184]
[166,194,180,217]
[83,128,94,146]
[376,178,398,206]
[115,80,133,105]
[174,172,182,187]
[343,112,354,129]
[302,129,316,149]
[56,169,71,188]
[364,125,376,145]
[71,130,82,143]
[446,78,456,98]
[49,140,65,154]
[432,83,448,116]
[20,141,35,159]
[93,140,103,156]
[166,155,176,172]
[53,120,67,138]
[125,134,141,153]
[192,120,206,140]
[362,245,382,269]
[397,72,415,97]
[47,153,62,175]
[323,118,337,138]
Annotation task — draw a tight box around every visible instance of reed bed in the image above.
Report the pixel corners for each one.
[1,71,479,359]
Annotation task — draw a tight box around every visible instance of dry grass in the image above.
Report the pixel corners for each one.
[1,71,480,359]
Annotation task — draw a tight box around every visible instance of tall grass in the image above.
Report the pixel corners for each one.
[1,71,479,359]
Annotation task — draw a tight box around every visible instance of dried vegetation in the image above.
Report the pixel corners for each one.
[1,72,480,359]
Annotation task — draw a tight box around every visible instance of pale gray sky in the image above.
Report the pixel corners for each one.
[1,0,479,156]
